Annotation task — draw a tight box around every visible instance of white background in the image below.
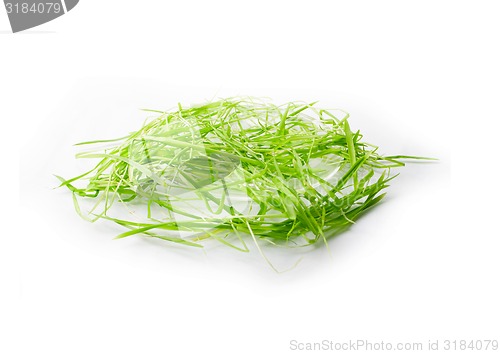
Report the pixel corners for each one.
[1,1,499,353]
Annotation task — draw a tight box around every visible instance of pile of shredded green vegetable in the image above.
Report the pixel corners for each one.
[57,97,423,253]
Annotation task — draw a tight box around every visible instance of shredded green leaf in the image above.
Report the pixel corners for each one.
[57,97,431,251]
